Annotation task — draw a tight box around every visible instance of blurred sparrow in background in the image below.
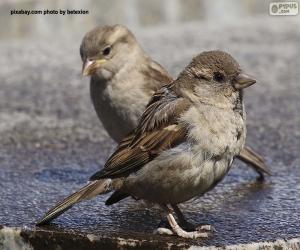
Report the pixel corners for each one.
[79,25,270,178]
[38,51,256,238]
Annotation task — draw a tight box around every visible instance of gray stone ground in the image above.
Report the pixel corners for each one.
[0,17,300,249]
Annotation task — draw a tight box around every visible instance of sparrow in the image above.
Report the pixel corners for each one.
[37,50,256,239]
[80,24,270,178]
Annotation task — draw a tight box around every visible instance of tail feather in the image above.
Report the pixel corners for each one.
[238,147,271,176]
[36,179,111,226]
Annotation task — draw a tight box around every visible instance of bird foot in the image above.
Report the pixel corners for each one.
[196,224,216,232]
[154,227,210,239]
[171,204,215,233]
[180,220,215,232]
[155,213,212,239]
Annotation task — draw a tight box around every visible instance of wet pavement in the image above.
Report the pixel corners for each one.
[0,18,300,249]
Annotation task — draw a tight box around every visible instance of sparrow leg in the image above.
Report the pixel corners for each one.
[155,205,210,239]
[172,204,214,232]
[166,212,209,239]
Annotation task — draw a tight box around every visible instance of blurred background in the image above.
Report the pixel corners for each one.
[0,0,300,247]
[1,0,299,40]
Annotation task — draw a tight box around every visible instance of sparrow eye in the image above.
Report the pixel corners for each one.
[213,72,225,82]
[102,46,111,56]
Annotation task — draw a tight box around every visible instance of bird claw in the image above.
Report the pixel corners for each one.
[196,224,216,232]
[177,229,210,239]
[159,210,214,239]
[154,227,210,239]
[180,221,216,233]
[154,227,174,235]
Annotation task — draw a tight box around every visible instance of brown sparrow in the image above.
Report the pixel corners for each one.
[80,25,270,178]
[37,51,256,239]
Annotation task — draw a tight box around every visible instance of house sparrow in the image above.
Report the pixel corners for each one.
[37,51,256,238]
[80,25,270,178]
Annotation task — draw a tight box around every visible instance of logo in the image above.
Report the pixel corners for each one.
[269,2,299,15]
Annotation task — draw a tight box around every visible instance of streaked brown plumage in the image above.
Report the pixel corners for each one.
[37,51,257,238]
[80,24,270,178]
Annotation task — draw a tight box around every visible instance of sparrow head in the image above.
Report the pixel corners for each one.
[80,25,142,79]
[179,50,256,93]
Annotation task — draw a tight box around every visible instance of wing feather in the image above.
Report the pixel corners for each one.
[90,85,191,180]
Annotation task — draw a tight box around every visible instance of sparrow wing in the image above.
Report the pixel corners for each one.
[141,59,173,93]
[90,85,191,180]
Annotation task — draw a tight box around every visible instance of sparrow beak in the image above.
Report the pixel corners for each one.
[233,72,256,90]
[82,59,106,76]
